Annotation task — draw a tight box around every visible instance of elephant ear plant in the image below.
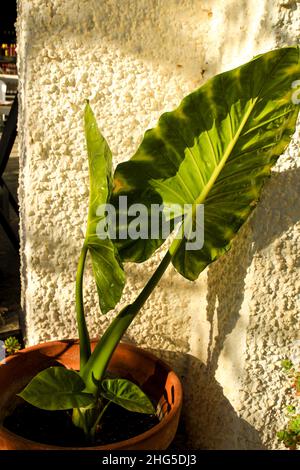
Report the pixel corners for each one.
[19,47,300,442]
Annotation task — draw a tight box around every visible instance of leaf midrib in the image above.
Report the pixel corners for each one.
[177,49,291,220]
[194,97,259,207]
[33,390,90,396]
[169,96,259,258]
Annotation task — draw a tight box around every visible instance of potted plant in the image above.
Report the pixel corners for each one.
[0,46,299,450]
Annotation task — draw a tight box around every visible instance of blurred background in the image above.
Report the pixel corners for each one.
[0,0,22,346]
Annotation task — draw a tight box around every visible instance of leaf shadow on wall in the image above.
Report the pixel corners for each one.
[147,348,266,450]
[198,166,300,447]
[205,166,300,375]
[26,0,277,85]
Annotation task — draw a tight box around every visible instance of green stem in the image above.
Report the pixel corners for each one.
[132,250,172,311]
[75,406,88,436]
[90,401,111,438]
[81,250,172,393]
[76,244,91,369]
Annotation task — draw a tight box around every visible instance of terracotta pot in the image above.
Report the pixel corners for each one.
[0,340,182,450]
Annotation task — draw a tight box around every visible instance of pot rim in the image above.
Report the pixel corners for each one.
[0,339,183,450]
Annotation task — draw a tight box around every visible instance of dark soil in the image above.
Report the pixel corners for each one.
[4,401,159,447]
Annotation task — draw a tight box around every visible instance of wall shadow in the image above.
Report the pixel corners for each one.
[23,0,277,83]
[205,166,300,377]
[145,348,266,450]
[186,165,300,448]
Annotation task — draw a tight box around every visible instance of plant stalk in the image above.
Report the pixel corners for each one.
[81,250,172,393]
[76,244,91,369]
[90,401,111,438]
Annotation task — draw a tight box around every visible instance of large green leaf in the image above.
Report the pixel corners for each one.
[18,367,95,410]
[111,46,300,280]
[100,378,155,414]
[84,102,125,313]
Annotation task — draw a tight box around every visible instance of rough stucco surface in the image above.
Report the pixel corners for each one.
[17,0,300,449]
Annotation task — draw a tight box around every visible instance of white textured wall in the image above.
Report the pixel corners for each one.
[17,0,300,449]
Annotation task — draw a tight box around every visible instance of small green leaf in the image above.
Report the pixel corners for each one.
[277,430,286,441]
[295,374,300,393]
[4,336,21,356]
[100,378,155,414]
[18,367,95,410]
[84,102,125,314]
[281,359,293,371]
[286,404,296,414]
[289,416,300,434]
